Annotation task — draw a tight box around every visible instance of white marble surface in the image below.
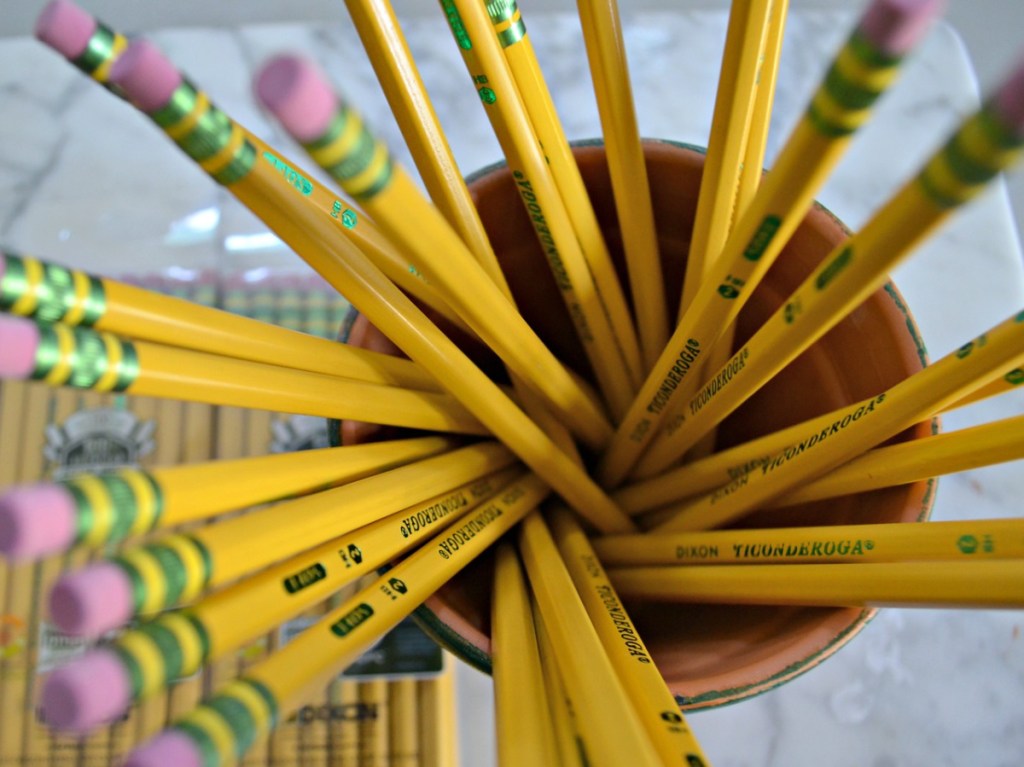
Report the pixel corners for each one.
[1,4,1023,766]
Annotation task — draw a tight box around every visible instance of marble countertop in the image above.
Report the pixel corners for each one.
[1,4,1022,766]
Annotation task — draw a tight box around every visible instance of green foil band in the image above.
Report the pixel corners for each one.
[0,254,105,323]
[71,24,119,76]
[241,677,280,728]
[31,325,138,392]
[113,557,148,613]
[182,611,212,662]
[174,721,220,767]
[175,105,232,163]
[0,253,28,310]
[65,483,95,544]
[822,62,887,111]
[497,19,526,48]
[145,544,191,608]
[101,474,145,544]
[138,620,185,682]
[206,695,258,757]
[151,80,199,128]
[214,139,257,186]
[305,111,347,152]
[846,30,901,68]
[112,644,145,699]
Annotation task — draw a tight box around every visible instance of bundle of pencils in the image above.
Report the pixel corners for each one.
[1,0,1023,765]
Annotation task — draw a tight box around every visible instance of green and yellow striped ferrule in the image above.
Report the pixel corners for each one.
[302,105,394,203]
[148,79,257,186]
[1,251,106,326]
[111,533,212,617]
[63,469,164,548]
[486,0,526,48]
[918,102,1024,209]
[170,677,279,766]
[807,30,904,137]
[29,321,139,393]
[112,612,209,700]
[70,19,128,83]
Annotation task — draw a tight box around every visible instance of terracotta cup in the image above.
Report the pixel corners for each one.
[339,140,934,709]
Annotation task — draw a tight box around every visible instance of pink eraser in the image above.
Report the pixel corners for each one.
[123,730,203,767]
[255,55,337,143]
[0,483,78,559]
[109,39,182,113]
[0,316,41,379]
[992,56,1024,138]
[35,0,96,59]
[859,0,943,56]
[41,647,132,731]
[49,562,134,637]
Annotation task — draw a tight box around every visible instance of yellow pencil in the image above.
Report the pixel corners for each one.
[107,38,632,532]
[636,63,1024,476]
[338,0,585,464]
[624,412,1024,518]
[678,0,788,462]
[609,560,1024,609]
[417,653,459,767]
[121,473,551,767]
[256,52,632,429]
[677,0,775,319]
[652,308,1024,533]
[388,677,418,767]
[532,607,588,767]
[0,315,487,436]
[492,0,647,377]
[547,506,710,765]
[41,465,523,733]
[567,0,667,370]
[595,0,942,487]
[614,365,1021,515]
[433,1,644,416]
[491,542,558,765]
[46,442,519,634]
[517,511,661,766]
[595,517,1024,567]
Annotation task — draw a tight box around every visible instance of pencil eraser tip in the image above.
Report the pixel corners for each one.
[109,39,182,113]
[0,484,77,559]
[859,0,943,56]
[992,57,1024,137]
[0,316,40,379]
[42,648,132,731]
[35,0,96,59]
[50,562,134,636]
[123,731,204,767]
[255,55,336,143]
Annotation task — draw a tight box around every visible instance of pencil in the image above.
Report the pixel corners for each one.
[40,464,523,733]
[609,560,1024,609]
[119,473,551,767]
[594,516,1024,567]
[0,315,487,436]
[255,52,631,429]
[491,542,558,765]
[106,37,632,532]
[517,511,661,766]
[621,412,1023,517]
[492,0,648,377]
[595,0,943,488]
[34,0,472,338]
[679,0,775,319]
[46,442,518,637]
[635,58,1024,477]
[562,0,667,370]
[614,368,1022,515]
[547,506,710,765]
[651,307,1024,533]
